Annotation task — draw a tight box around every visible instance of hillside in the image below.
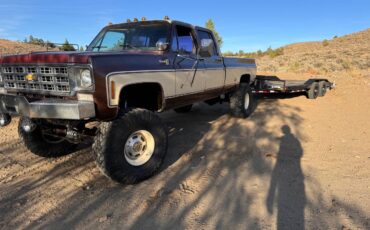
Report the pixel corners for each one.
[256,28,370,75]
[1,28,369,76]
[0,39,49,55]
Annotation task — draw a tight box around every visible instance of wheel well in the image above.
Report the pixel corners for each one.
[240,74,251,84]
[119,83,164,111]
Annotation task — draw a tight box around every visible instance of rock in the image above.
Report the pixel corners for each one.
[157,188,165,198]
[83,185,92,191]
[98,216,107,223]
[98,213,113,223]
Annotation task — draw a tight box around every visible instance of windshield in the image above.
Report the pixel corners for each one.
[87,23,170,52]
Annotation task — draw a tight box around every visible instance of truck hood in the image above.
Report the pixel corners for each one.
[0,51,94,64]
[0,50,163,65]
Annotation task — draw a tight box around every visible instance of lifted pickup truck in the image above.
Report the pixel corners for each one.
[0,18,332,184]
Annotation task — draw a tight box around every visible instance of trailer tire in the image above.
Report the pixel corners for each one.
[307,82,319,99]
[18,117,78,158]
[230,83,256,118]
[318,81,327,97]
[174,104,192,113]
[93,108,168,184]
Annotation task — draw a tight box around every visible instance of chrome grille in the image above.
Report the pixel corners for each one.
[16,75,26,81]
[5,82,16,88]
[27,67,37,73]
[3,67,12,73]
[40,76,53,82]
[1,66,71,95]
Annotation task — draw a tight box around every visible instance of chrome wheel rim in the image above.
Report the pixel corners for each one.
[244,93,250,110]
[124,130,155,166]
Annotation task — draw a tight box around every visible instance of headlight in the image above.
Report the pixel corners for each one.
[80,69,93,88]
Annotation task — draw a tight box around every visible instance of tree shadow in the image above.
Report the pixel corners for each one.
[0,100,369,229]
[159,103,230,172]
[266,125,306,230]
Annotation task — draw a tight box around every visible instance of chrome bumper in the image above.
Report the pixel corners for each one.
[0,94,95,120]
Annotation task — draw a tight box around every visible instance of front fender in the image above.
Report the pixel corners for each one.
[106,70,175,108]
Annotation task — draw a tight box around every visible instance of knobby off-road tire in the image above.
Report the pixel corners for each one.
[18,117,78,158]
[307,82,319,99]
[318,81,328,97]
[174,104,193,113]
[93,108,168,184]
[230,83,256,118]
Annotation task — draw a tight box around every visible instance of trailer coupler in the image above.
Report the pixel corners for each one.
[0,113,11,127]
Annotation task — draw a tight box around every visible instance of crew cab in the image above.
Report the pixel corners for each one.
[0,18,331,184]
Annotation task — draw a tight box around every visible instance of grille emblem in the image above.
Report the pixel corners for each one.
[26,73,37,81]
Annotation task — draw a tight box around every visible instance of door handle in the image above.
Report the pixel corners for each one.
[159,58,170,65]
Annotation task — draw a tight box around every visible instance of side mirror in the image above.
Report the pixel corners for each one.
[156,41,169,51]
[199,39,214,57]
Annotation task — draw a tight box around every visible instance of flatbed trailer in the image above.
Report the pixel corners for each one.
[252,75,334,99]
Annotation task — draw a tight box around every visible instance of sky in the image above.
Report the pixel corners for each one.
[0,0,369,52]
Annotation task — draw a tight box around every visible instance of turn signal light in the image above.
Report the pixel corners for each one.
[111,81,116,100]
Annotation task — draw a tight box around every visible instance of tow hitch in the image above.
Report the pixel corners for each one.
[0,114,11,127]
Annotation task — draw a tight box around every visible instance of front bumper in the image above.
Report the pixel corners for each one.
[0,94,95,120]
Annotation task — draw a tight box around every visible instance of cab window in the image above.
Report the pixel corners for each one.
[174,25,196,55]
[171,28,178,51]
[196,30,218,57]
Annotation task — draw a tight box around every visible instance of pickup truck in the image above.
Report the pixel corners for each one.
[0,18,331,184]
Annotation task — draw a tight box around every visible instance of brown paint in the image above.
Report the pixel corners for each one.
[0,52,90,64]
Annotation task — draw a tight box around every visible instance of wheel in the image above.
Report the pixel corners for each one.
[307,82,319,99]
[318,81,327,97]
[18,117,78,158]
[229,83,256,118]
[93,108,168,184]
[174,104,193,113]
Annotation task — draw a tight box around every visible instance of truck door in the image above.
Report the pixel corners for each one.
[172,25,206,96]
[196,29,225,91]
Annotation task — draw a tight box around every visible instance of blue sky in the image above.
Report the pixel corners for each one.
[0,0,369,52]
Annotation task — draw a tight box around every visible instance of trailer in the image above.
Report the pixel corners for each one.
[252,75,334,99]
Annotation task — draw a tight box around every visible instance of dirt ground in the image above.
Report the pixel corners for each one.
[0,72,369,230]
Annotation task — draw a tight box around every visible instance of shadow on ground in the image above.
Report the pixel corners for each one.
[0,99,368,229]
